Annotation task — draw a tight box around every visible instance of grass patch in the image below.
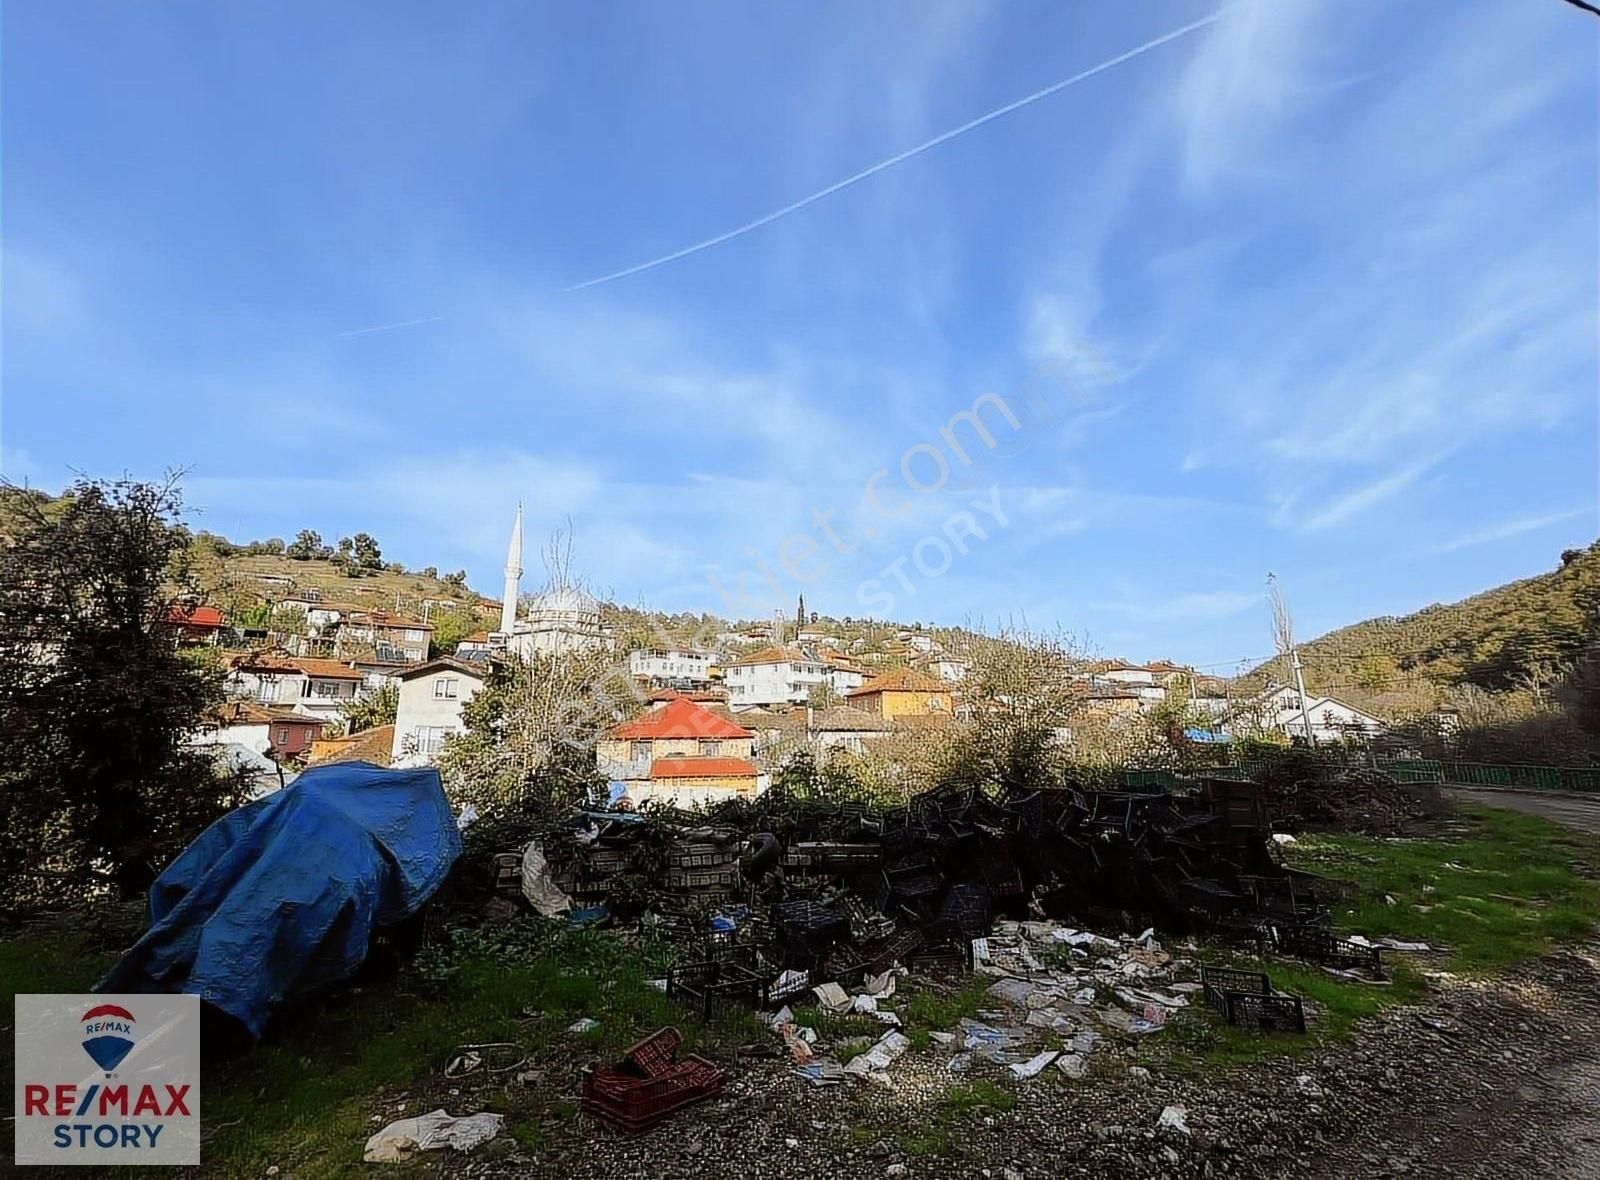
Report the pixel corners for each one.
[1288,804,1600,970]
[1154,805,1599,1072]
[899,975,992,1048]
[1,915,764,1178]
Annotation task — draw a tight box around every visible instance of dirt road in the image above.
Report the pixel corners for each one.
[1447,786,1600,837]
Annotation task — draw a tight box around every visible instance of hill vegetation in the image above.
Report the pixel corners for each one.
[1256,542,1600,701]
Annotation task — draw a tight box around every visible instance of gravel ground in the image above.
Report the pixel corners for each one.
[415,936,1600,1179]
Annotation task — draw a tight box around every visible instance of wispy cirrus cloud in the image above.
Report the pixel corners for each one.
[1429,507,1595,555]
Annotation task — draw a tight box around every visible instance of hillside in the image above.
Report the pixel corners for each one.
[1258,541,1600,701]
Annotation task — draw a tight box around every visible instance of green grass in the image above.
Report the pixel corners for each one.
[1153,804,1600,1073]
[898,975,992,1048]
[2,915,764,1177]
[1288,804,1600,969]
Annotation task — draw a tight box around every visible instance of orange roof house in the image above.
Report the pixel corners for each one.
[611,697,752,741]
[598,698,760,807]
[846,667,954,719]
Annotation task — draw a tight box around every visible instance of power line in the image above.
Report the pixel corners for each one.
[1557,0,1600,18]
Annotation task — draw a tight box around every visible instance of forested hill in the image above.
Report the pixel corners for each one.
[1269,541,1600,696]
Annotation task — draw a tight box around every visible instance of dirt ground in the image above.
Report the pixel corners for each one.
[478,940,1600,1180]
[1447,786,1600,838]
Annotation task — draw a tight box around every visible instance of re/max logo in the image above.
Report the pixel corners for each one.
[22,1082,192,1118]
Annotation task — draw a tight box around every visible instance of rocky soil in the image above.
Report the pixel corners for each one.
[400,936,1600,1179]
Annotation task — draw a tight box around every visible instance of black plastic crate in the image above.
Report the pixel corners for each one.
[1274,928,1382,974]
[1200,965,1270,995]
[1221,989,1306,1033]
[667,960,769,1021]
[771,899,850,962]
[906,941,970,976]
[668,842,739,870]
[937,883,992,939]
[664,865,740,892]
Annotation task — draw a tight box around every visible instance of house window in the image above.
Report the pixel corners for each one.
[434,677,459,700]
[274,726,289,744]
[630,741,650,762]
[257,678,277,703]
[700,740,721,757]
[414,726,448,754]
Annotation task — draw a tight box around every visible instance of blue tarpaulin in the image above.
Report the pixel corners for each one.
[100,762,462,1037]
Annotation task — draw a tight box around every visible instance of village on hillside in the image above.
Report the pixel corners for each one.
[189,506,1395,806]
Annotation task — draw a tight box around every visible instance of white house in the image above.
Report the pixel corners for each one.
[1294,696,1386,743]
[725,645,865,708]
[226,653,362,723]
[917,653,971,684]
[391,657,488,762]
[629,645,715,687]
[1251,684,1386,743]
[897,631,941,655]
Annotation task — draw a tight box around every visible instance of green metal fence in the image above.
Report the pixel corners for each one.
[1105,756,1599,794]
[1435,762,1600,793]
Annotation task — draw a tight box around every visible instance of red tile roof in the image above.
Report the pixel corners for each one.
[165,605,224,628]
[611,697,752,740]
[847,667,951,696]
[650,756,759,779]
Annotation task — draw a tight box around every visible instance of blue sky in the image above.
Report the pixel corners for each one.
[3,0,1596,671]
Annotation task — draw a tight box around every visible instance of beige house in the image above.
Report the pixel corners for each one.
[391,657,488,762]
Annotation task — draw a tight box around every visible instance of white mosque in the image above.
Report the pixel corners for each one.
[489,505,613,658]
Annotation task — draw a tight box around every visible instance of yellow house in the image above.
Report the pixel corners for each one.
[846,667,955,719]
[596,696,760,808]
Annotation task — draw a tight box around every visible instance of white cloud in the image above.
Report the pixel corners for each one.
[1429,507,1594,555]
[1291,456,1438,533]
[1172,0,1335,194]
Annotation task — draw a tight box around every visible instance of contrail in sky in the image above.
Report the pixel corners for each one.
[334,315,445,338]
[566,9,1227,291]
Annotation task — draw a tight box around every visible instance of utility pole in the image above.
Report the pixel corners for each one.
[1268,573,1315,744]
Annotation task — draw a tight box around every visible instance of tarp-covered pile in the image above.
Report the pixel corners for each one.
[101,762,462,1037]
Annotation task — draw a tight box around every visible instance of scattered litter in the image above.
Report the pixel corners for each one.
[1055,1053,1087,1079]
[780,1024,815,1064]
[1295,1074,1325,1098]
[792,1059,845,1087]
[1157,1105,1190,1137]
[444,1051,481,1078]
[813,982,852,1014]
[1270,833,1298,847]
[363,1111,504,1162]
[1008,1050,1059,1080]
[929,1031,956,1046]
[946,1052,974,1073]
[646,978,668,992]
[567,1018,599,1034]
[862,970,896,998]
[843,1031,911,1076]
